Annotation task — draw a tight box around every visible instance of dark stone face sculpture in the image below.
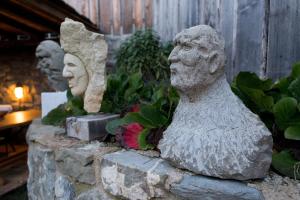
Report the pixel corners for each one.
[36,40,68,91]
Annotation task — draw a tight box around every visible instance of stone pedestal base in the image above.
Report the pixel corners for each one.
[26,120,300,200]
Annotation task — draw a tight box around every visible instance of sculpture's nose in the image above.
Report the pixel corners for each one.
[168,46,180,63]
[62,65,72,78]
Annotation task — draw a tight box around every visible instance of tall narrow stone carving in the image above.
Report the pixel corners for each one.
[60,18,108,113]
[158,25,273,180]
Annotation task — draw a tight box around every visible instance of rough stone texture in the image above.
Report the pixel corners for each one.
[158,25,273,180]
[27,121,299,200]
[76,188,113,200]
[55,175,76,200]
[66,114,119,141]
[27,120,119,200]
[36,40,68,91]
[55,142,108,185]
[100,150,181,200]
[60,18,108,113]
[27,144,56,200]
[100,150,266,200]
[248,172,300,200]
[171,175,264,200]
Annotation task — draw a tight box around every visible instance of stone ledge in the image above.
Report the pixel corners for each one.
[27,121,300,200]
[100,150,264,200]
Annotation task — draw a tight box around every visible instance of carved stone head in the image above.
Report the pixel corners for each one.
[169,25,225,93]
[60,18,108,113]
[63,53,88,96]
[35,40,68,91]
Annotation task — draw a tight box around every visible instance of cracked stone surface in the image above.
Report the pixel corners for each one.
[55,142,111,185]
[100,150,181,200]
[55,176,76,200]
[100,150,264,200]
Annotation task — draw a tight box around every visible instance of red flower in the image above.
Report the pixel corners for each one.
[130,104,140,112]
[116,123,143,149]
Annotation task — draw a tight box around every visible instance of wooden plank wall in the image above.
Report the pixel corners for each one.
[266,0,300,80]
[152,0,266,80]
[97,0,153,35]
[64,0,300,81]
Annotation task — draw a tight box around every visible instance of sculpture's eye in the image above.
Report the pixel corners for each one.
[67,63,76,67]
[182,45,192,51]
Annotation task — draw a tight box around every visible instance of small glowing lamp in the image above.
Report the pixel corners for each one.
[14,82,24,99]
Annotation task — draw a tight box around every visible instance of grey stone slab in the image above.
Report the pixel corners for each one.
[55,176,76,200]
[66,113,119,141]
[100,150,181,200]
[170,175,264,200]
[26,119,65,144]
[55,142,107,185]
[76,188,114,200]
[100,150,265,200]
[27,144,56,200]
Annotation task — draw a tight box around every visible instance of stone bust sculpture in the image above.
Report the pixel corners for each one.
[60,18,108,113]
[36,40,68,91]
[158,25,273,180]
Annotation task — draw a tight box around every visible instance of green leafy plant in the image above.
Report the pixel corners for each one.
[42,29,178,149]
[42,90,86,126]
[115,29,172,81]
[105,84,178,150]
[232,62,300,179]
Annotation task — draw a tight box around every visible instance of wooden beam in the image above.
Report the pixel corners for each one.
[0,22,27,34]
[0,7,55,32]
[6,0,98,32]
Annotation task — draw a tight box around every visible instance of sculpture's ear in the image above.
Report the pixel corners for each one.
[208,51,219,74]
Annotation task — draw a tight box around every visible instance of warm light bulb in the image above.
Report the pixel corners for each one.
[14,86,24,99]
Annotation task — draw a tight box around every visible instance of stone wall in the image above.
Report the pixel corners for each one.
[0,47,51,110]
[26,120,300,200]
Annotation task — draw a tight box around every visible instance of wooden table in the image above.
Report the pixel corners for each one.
[0,109,41,131]
[0,109,41,153]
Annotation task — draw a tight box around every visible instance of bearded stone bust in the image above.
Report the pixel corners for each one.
[158,25,273,180]
[36,40,68,91]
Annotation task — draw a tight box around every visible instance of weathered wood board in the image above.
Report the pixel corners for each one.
[65,0,300,81]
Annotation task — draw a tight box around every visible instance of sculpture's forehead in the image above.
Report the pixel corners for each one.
[174,30,212,46]
[36,47,50,56]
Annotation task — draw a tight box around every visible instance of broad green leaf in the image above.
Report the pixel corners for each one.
[288,78,300,102]
[105,119,125,135]
[122,112,155,128]
[272,77,291,94]
[239,86,274,112]
[291,62,300,79]
[284,126,300,140]
[236,72,273,91]
[128,71,143,90]
[138,128,154,150]
[140,105,168,126]
[273,97,298,130]
[152,87,164,103]
[272,150,300,179]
